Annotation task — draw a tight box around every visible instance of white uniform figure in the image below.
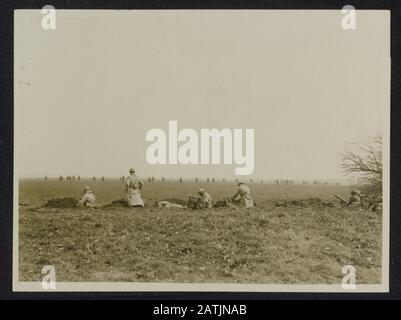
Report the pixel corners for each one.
[126,168,145,207]
[77,186,96,208]
[232,183,254,208]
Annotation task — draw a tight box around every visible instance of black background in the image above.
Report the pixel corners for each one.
[0,0,400,303]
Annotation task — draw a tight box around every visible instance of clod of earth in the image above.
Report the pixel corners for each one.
[19,200,30,206]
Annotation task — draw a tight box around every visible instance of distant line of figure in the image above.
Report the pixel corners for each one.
[49,175,343,186]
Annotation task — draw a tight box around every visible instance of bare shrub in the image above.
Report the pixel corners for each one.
[342,135,382,195]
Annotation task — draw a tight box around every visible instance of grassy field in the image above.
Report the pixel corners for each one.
[18,180,382,284]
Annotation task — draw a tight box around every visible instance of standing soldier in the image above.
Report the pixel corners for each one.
[126,168,145,207]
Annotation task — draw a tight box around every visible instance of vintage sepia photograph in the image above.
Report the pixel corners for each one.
[13,9,390,292]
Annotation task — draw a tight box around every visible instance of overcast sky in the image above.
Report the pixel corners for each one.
[15,10,389,180]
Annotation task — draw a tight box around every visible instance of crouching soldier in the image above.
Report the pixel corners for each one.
[126,168,145,207]
[347,188,362,208]
[77,186,96,208]
[188,188,213,209]
[232,183,254,208]
[368,196,382,212]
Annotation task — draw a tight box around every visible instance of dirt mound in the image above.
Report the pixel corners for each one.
[101,199,129,208]
[111,199,129,206]
[275,197,335,208]
[44,197,78,208]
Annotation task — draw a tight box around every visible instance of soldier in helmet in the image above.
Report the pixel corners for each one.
[232,182,254,208]
[125,168,145,207]
[347,188,362,207]
[77,186,96,208]
[188,188,213,209]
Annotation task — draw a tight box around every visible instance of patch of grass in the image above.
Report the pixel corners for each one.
[18,180,382,284]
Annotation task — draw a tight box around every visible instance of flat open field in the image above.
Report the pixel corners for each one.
[18,180,382,284]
